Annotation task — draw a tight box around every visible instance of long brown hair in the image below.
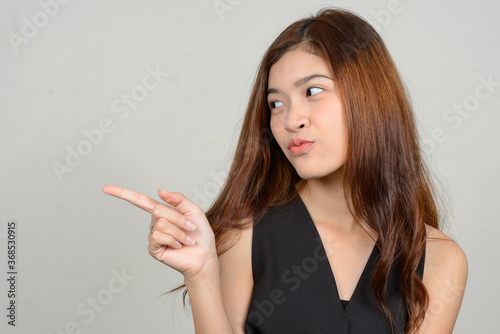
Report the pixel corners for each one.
[166,8,446,334]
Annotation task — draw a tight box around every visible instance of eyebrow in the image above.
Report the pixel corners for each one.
[267,74,333,96]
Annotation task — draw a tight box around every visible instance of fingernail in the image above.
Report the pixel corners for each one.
[185,235,195,245]
[185,220,196,231]
[175,241,182,248]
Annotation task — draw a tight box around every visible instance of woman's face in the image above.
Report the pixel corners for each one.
[268,48,348,181]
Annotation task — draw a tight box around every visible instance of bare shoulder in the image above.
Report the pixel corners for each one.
[218,217,254,334]
[424,224,468,275]
[420,224,468,333]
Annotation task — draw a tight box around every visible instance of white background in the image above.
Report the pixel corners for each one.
[1,0,498,333]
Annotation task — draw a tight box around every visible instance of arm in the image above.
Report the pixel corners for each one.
[219,226,254,333]
[419,225,469,333]
[185,259,235,334]
[186,224,253,334]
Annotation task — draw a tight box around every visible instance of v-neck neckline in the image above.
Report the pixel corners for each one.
[295,194,380,313]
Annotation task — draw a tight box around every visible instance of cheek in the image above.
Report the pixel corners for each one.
[321,103,345,132]
[270,118,286,150]
[270,118,279,138]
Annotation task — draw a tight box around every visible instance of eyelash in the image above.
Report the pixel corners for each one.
[268,87,324,109]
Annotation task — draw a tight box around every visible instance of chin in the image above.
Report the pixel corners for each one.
[295,165,344,181]
[295,169,328,180]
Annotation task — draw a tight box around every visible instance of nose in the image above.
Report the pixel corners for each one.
[284,101,310,132]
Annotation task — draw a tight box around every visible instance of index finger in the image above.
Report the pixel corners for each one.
[102,185,158,213]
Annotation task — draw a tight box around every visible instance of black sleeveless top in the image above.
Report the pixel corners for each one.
[244,195,426,334]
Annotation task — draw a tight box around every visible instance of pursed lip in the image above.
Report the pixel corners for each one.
[287,137,314,150]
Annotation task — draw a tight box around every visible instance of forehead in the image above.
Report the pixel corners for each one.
[268,49,331,84]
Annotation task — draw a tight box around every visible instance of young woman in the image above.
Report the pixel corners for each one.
[103,8,468,334]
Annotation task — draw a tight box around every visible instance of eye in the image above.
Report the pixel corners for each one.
[306,87,323,97]
[269,100,284,109]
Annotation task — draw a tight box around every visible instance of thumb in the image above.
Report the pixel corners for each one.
[157,189,204,216]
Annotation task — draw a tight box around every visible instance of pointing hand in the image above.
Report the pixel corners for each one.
[102,185,217,280]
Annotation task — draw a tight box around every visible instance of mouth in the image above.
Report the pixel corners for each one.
[289,141,314,155]
[287,138,314,150]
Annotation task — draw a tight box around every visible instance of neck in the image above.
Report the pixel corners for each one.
[297,166,374,238]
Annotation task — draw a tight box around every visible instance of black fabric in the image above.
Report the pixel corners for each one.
[340,299,349,309]
[244,195,426,334]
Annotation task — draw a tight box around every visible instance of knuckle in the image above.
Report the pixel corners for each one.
[156,218,167,229]
[152,203,163,217]
[151,231,159,241]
